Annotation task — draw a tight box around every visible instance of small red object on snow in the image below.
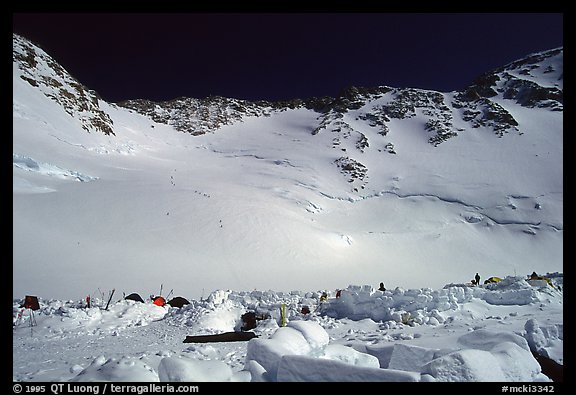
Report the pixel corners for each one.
[152,296,166,307]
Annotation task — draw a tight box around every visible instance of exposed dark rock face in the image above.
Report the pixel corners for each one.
[119,96,267,136]
[334,156,368,191]
[328,86,394,113]
[453,96,519,137]
[13,34,115,136]
[452,47,562,137]
[381,89,459,146]
[501,77,563,110]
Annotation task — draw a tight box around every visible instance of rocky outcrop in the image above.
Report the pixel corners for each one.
[452,47,562,137]
[119,96,275,136]
[13,33,115,136]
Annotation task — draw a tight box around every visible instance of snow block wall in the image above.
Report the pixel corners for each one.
[277,355,421,382]
[320,284,474,323]
[245,320,385,381]
[421,330,547,382]
[319,277,556,324]
[244,321,551,382]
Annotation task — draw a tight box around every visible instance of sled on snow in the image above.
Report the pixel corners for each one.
[183,331,257,343]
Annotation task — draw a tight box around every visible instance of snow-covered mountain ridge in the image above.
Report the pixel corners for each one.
[13,33,562,302]
[13,33,562,144]
[117,47,563,143]
[13,34,115,136]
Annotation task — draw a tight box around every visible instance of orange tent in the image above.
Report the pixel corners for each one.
[152,296,166,307]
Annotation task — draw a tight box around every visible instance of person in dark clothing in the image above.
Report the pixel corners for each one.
[475,273,480,286]
[378,282,386,292]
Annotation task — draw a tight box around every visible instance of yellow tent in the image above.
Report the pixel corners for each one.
[528,274,554,288]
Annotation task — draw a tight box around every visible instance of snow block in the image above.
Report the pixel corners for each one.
[158,357,233,382]
[322,344,380,368]
[457,328,530,352]
[365,344,395,368]
[453,328,549,381]
[245,326,311,379]
[490,342,547,382]
[387,343,440,372]
[287,320,330,349]
[277,355,421,382]
[270,326,313,355]
[421,342,549,382]
[244,360,270,382]
[421,349,507,381]
[524,318,549,354]
[245,321,381,381]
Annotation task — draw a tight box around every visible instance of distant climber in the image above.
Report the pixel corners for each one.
[475,273,480,286]
[378,282,386,292]
[320,292,328,302]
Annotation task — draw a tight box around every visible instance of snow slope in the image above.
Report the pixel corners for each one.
[13,33,562,303]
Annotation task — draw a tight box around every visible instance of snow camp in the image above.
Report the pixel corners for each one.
[13,274,563,382]
[13,13,562,383]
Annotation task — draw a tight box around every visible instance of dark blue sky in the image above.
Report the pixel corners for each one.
[12,13,563,103]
